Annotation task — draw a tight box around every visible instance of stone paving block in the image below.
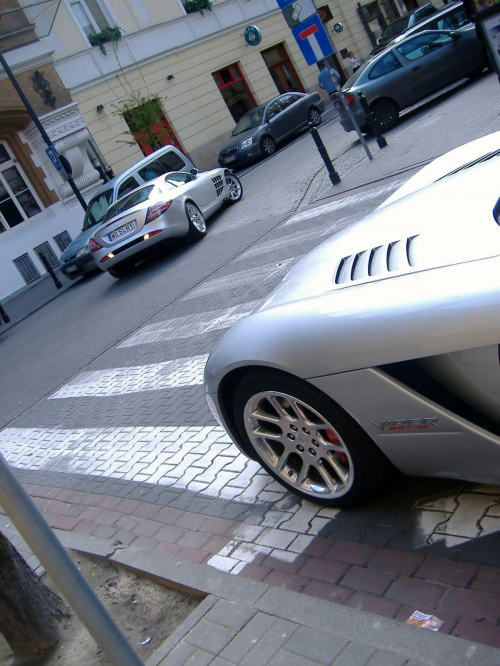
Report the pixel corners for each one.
[298,557,348,584]
[367,650,408,666]
[219,612,276,663]
[240,563,272,582]
[414,557,478,587]
[453,619,500,649]
[366,548,424,576]
[470,565,500,594]
[284,626,348,664]
[436,494,495,539]
[268,650,313,666]
[438,588,500,622]
[325,540,376,566]
[205,599,256,632]
[303,580,353,604]
[385,577,446,610]
[240,618,298,666]
[331,642,375,666]
[264,549,305,573]
[184,618,236,654]
[255,527,296,550]
[264,571,308,592]
[339,566,395,596]
[346,592,401,619]
[158,642,198,665]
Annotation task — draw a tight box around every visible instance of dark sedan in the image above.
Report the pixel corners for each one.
[337,27,487,133]
[218,92,325,168]
[60,190,112,279]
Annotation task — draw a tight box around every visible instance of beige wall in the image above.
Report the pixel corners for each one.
[74,11,327,173]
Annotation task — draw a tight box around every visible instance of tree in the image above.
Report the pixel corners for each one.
[0,530,69,658]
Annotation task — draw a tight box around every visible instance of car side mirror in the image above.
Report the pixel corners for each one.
[450,31,461,40]
[267,112,276,121]
[190,168,198,178]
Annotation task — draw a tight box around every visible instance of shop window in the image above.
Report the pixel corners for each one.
[0,142,42,232]
[212,64,256,123]
[69,0,113,38]
[261,44,304,95]
[122,99,183,157]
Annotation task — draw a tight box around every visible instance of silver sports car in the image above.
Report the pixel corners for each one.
[204,132,500,507]
[90,169,242,278]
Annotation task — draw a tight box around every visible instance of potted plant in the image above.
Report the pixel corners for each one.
[88,26,122,54]
[184,0,213,16]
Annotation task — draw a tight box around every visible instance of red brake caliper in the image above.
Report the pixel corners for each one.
[324,429,348,466]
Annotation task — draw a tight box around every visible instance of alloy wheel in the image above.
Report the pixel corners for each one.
[225,174,242,202]
[186,203,206,233]
[243,390,354,500]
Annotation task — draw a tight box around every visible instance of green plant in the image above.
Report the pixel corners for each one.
[112,93,175,153]
[89,26,122,54]
[184,0,213,16]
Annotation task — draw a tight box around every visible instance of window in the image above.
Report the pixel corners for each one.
[261,44,304,94]
[279,93,301,109]
[69,0,112,38]
[117,177,140,199]
[368,52,402,79]
[265,100,282,121]
[14,254,40,284]
[122,99,182,157]
[53,231,73,252]
[34,242,59,269]
[0,142,42,232]
[212,64,256,123]
[396,33,453,61]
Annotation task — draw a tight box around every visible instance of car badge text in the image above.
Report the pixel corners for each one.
[371,417,438,432]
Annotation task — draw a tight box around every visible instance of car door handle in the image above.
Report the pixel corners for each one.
[412,65,421,71]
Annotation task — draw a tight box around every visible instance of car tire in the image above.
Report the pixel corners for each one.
[260,136,276,158]
[224,173,243,203]
[107,261,134,279]
[308,106,322,127]
[233,370,393,507]
[185,201,207,241]
[370,99,399,131]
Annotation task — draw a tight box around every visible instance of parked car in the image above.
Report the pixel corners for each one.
[90,169,242,278]
[390,1,470,46]
[218,92,325,168]
[372,3,438,54]
[60,145,195,279]
[337,27,487,133]
[204,134,500,507]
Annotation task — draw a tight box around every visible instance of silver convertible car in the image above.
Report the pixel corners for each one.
[204,133,500,507]
[90,169,242,278]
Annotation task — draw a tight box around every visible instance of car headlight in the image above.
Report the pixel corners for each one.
[241,137,253,149]
[76,246,89,258]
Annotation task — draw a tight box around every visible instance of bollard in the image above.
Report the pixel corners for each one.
[357,92,387,149]
[39,253,63,290]
[308,122,341,185]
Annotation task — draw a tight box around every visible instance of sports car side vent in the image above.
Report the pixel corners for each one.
[335,235,419,285]
[212,175,224,196]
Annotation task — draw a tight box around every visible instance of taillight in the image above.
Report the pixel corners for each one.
[89,238,102,252]
[344,93,355,106]
[146,201,172,223]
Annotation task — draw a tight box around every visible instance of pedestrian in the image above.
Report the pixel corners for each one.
[318,61,341,99]
[348,51,361,73]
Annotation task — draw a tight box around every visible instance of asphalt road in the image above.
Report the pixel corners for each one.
[1,70,499,570]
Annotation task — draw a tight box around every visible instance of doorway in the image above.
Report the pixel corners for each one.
[261,44,304,94]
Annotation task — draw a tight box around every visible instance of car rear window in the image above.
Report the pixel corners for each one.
[105,185,155,221]
[82,189,113,230]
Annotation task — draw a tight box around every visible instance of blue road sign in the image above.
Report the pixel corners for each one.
[291,14,334,65]
[275,0,298,8]
[46,146,70,182]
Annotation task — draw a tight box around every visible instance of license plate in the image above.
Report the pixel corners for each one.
[65,265,78,274]
[224,155,236,163]
[108,221,136,242]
